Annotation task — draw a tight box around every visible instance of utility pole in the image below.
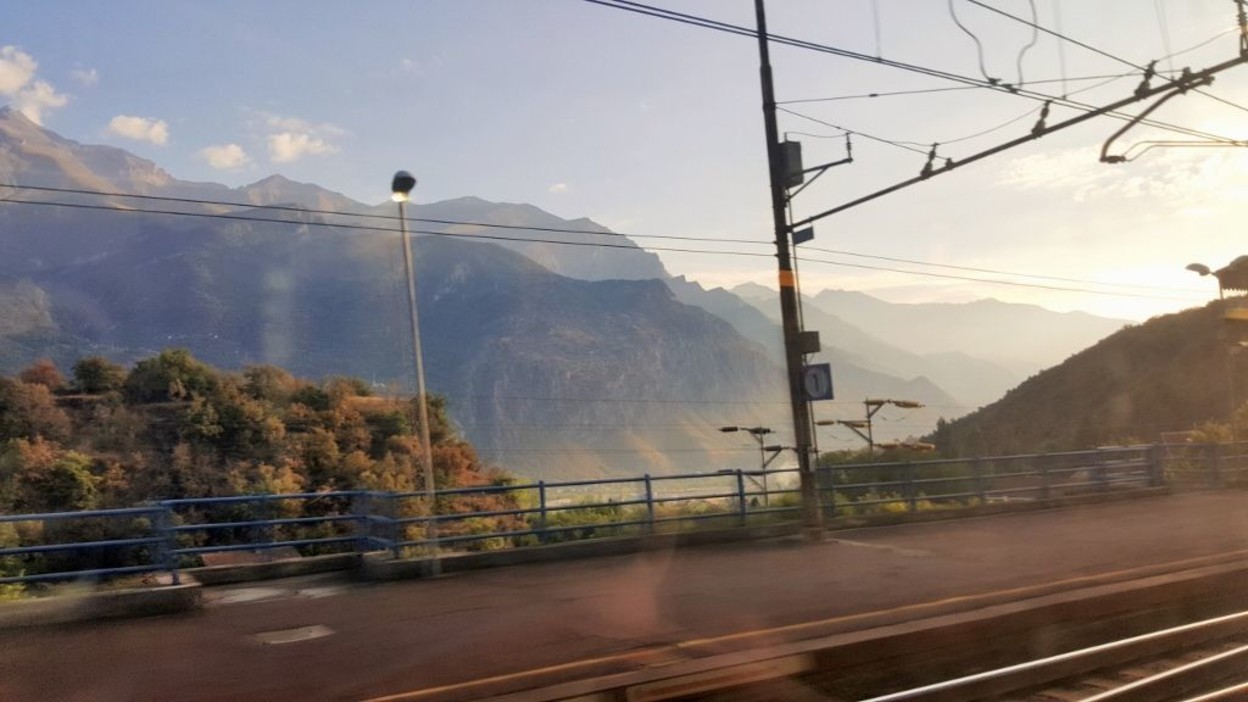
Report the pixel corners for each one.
[754,0,823,539]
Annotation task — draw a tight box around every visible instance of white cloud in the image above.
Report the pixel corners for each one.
[70,67,98,86]
[267,132,335,163]
[13,80,68,125]
[263,113,346,137]
[548,183,569,194]
[197,143,250,170]
[0,46,36,94]
[0,46,69,125]
[249,111,345,164]
[106,115,169,145]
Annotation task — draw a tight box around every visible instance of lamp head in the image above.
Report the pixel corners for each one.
[1186,263,1212,277]
[391,170,417,202]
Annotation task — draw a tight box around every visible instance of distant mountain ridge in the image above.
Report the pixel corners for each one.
[0,107,1135,473]
[931,302,1239,455]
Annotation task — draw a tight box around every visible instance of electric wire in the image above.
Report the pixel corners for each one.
[581,0,1243,145]
[0,196,1209,302]
[7,183,1201,295]
[802,69,1147,149]
[777,72,1149,104]
[0,183,768,247]
[965,0,1248,116]
[799,245,1202,292]
[1053,0,1069,96]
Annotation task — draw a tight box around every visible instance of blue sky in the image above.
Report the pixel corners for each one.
[3,0,1246,320]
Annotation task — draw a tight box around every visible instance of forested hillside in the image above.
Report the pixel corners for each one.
[0,350,513,515]
[931,301,1243,456]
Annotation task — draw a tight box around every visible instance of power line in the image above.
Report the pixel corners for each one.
[581,0,1243,145]
[965,0,1248,116]
[2,183,1204,295]
[777,73,1145,105]
[796,254,1205,302]
[799,246,1204,293]
[0,197,773,259]
[0,196,1210,302]
[0,183,769,247]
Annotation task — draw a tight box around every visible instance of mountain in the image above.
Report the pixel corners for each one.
[807,289,1128,373]
[931,302,1241,456]
[407,196,670,283]
[0,109,793,478]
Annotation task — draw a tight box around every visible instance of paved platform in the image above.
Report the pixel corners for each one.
[4,492,1248,701]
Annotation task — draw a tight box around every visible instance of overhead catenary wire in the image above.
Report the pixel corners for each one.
[581,0,1244,145]
[0,195,1209,302]
[778,23,1240,106]
[965,0,1248,116]
[0,183,1206,295]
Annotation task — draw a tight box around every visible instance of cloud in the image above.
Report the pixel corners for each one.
[106,115,169,145]
[1001,146,1248,209]
[263,113,346,137]
[249,111,345,164]
[267,132,335,163]
[0,46,69,125]
[70,67,98,86]
[548,183,570,194]
[197,143,250,170]
[0,46,36,94]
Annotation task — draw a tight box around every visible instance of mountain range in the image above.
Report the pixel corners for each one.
[931,301,1243,455]
[0,106,1132,476]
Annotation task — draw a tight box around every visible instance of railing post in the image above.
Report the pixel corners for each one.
[1095,450,1109,492]
[1039,456,1052,501]
[1210,443,1224,489]
[388,493,402,560]
[1148,445,1165,487]
[537,481,549,544]
[643,475,655,535]
[905,462,917,512]
[972,459,987,505]
[351,491,371,554]
[153,503,180,586]
[822,466,837,520]
[736,470,747,526]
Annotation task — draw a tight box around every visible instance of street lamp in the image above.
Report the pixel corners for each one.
[815,399,924,454]
[719,425,785,503]
[1188,260,1241,448]
[392,170,439,573]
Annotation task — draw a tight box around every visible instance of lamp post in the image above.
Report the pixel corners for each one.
[1188,261,1238,448]
[815,399,924,454]
[392,170,439,573]
[719,425,783,504]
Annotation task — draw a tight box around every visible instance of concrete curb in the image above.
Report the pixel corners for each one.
[824,486,1172,529]
[188,552,359,586]
[361,522,802,581]
[0,578,202,631]
[463,557,1248,702]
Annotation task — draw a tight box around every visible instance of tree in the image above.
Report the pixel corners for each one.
[123,348,217,403]
[0,378,71,442]
[72,356,127,395]
[0,438,98,512]
[242,365,299,405]
[19,359,65,392]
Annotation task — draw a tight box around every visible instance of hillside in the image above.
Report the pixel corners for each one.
[932,301,1242,456]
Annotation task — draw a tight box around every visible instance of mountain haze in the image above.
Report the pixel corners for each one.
[932,302,1241,456]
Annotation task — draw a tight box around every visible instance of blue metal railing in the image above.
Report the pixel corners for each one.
[0,443,1218,587]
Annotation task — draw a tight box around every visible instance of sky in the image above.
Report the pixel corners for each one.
[2,0,1246,321]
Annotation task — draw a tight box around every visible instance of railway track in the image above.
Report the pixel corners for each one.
[863,609,1248,702]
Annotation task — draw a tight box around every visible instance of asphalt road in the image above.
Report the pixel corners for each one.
[4,492,1248,702]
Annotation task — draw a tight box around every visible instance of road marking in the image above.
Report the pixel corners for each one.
[833,538,932,557]
[254,624,334,645]
[206,587,288,606]
[358,548,1248,702]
